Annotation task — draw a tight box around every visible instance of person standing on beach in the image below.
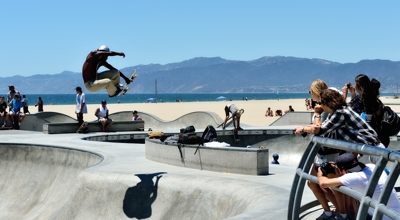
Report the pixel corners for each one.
[75,87,87,127]
[21,95,30,114]
[82,45,133,97]
[7,85,20,111]
[35,97,44,112]
[222,104,243,130]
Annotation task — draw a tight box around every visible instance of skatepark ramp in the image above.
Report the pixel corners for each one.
[0,143,102,219]
[270,111,313,126]
[110,111,224,130]
[0,143,282,219]
[20,112,76,132]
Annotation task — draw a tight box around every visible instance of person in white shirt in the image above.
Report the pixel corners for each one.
[318,153,400,220]
[75,87,87,127]
[95,100,113,132]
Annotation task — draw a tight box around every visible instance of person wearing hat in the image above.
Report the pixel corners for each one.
[222,104,243,131]
[95,100,113,132]
[132,110,142,121]
[8,94,25,128]
[82,45,133,98]
[7,84,20,111]
[75,87,87,127]
[318,153,400,220]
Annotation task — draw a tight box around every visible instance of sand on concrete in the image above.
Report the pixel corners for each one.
[37,96,400,126]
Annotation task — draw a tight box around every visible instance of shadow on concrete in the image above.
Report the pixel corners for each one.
[123,172,167,219]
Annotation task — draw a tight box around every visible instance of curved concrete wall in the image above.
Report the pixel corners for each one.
[110,111,224,130]
[20,112,77,132]
[0,144,102,219]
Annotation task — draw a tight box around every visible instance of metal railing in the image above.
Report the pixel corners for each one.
[288,136,400,220]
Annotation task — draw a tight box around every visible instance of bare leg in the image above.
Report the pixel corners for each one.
[10,113,14,123]
[105,121,113,131]
[20,114,25,123]
[223,116,229,129]
[308,165,336,211]
[333,191,346,216]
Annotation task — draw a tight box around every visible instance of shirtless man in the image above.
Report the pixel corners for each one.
[82,45,133,97]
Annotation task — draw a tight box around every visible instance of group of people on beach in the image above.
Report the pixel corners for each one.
[292,75,400,220]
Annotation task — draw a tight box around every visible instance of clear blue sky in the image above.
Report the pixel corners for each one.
[1,1,399,77]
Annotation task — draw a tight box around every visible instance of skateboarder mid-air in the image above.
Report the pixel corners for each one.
[82,45,134,97]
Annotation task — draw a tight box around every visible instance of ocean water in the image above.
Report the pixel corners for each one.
[19,93,397,106]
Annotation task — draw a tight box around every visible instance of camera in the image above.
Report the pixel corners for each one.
[347,83,351,89]
[315,162,336,176]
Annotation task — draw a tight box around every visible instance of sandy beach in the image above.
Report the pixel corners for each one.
[33,96,400,127]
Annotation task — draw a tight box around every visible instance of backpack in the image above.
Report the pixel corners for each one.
[178,132,202,145]
[201,125,218,144]
[381,105,400,136]
[181,125,195,134]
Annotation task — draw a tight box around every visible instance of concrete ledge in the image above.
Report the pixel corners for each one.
[145,138,269,175]
[43,120,145,134]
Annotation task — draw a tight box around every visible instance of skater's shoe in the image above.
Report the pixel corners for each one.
[238,127,244,130]
[109,86,123,98]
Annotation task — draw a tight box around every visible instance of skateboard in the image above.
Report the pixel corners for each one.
[0,126,13,130]
[76,121,88,133]
[118,70,138,96]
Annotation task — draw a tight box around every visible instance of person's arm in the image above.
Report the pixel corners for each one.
[95,108,100,119]
[80,94,86,113]
[317,168,343,188]
[92,51,125,58]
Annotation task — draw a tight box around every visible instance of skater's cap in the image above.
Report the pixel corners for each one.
[8,84,14,87]
[101,100,107,103]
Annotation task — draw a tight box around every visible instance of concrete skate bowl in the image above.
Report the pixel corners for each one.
[0,144,102,219]
[109,111,224,130]
[20,111,76,132]
[48,171,283,219]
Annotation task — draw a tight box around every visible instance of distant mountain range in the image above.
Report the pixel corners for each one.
[1,56,399,94]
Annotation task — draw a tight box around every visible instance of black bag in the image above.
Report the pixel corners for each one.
[201,125,218,144]
[178,132,202,145]
[181,125,195,134]
[381,105,400,136]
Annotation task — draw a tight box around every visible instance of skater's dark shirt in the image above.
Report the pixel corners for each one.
[0,102,7,113]
[82,50,125,83]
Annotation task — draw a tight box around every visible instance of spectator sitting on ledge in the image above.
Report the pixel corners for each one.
[132,110,142,121]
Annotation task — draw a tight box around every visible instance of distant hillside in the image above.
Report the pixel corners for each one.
[1,56,399,94]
